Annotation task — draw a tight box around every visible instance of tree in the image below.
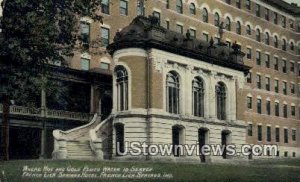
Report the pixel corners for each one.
[0,0,103,160]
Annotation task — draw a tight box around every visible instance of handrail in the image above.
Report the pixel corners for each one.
[0,104,92,121]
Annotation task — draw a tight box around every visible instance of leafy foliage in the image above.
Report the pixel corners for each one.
[0,0,102,107]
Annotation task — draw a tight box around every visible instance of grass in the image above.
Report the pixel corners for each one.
[0,159,299,182]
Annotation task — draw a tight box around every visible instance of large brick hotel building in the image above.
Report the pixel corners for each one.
[1,0,300,161]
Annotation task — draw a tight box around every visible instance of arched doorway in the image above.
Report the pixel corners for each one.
[172,125,185,157]
[221,130,231,159]
[198,128,209,162]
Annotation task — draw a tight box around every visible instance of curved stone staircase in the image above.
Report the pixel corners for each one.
[52,113,113,160]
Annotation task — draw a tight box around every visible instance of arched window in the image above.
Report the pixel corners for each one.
[282,39,287,51]
[265,32,270,45]
[225,17,231,31]
[246,25,251,35]
[115,66,128,111]
[189,3,196,15]
[274,36,278,48]
[166,71,180,114]
[192,77,204,117]
[214,13,220,27]
[236,21,241,35]
[290,42,294,51]
[202,8,208,23]
[115,123,125,156]
[256,29,261,42]
[216,82,226,120]
[176,0,183,14]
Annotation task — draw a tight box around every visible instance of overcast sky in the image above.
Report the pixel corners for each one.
[284,0,300,4]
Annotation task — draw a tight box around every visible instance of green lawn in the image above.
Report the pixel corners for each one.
[0,159,299,182]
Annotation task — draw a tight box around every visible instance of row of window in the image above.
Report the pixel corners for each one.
[248,124,297,144]
[246,49,298,75]
[81,58,110,71]
[115,66,228,120]
[80,22,110,48]
[102,0,300,55]
[223,0,299,32]
[246,96,297,118]
[247,73,298,96]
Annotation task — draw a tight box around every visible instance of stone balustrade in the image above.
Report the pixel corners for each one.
[0,104,92,121]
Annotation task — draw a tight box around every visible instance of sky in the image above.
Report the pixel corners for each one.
[284,0,300,4]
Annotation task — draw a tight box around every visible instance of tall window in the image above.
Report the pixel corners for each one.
[115,66,128,111]
[282,16,286,28]
[246,72,252,83]
[202,8,208,23]
[236,0,241,8]
[166,0,170,9]
[256,74,261,89]
[101,27,110,47]
[265,32,270,45]
[284,129,288,143]
[274,36,278,48]
[265,54,270,68]
[101,0,110,14]
[257,98,262,114]
[275,80,279,93]
[283,82,287,95]
[216,82,226,120]
[275,102,280,116]
[225,17,231,31]
[176,0,183,14]
[267,126,271,142]
[257,125,262,141]
[283,104,288,118]
[274,57,279,70]
[246,0,251,10]
[266,100,271,115]
[236,21,241,35]
[115,123,124,156]
[282,39,287,51]
[120,0,128,15]
[291,83,295,94]
[176,24,183,34]
[193,77,204,117]
[256,51,261,65]
[246,48,252,59]
[282,60,287,73]
[274,12,278,24]
[256,29,261,42]
[246,25,251,35]
[166,71,180,114]
[247,96,252,109]
[290,42,294,51]
[291,106,295,116]
[265,77,270,91]
[189,3,196,15]
[248,124,253,136]
[189,29,196,38]
[153,11,161,25]
[292,129,296,141]
[265,8,269,21]
[214,13,220,27]
[80,21,90,46]
[255,4,260,17]
[137,0,145,16]
[275,128,280,142]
